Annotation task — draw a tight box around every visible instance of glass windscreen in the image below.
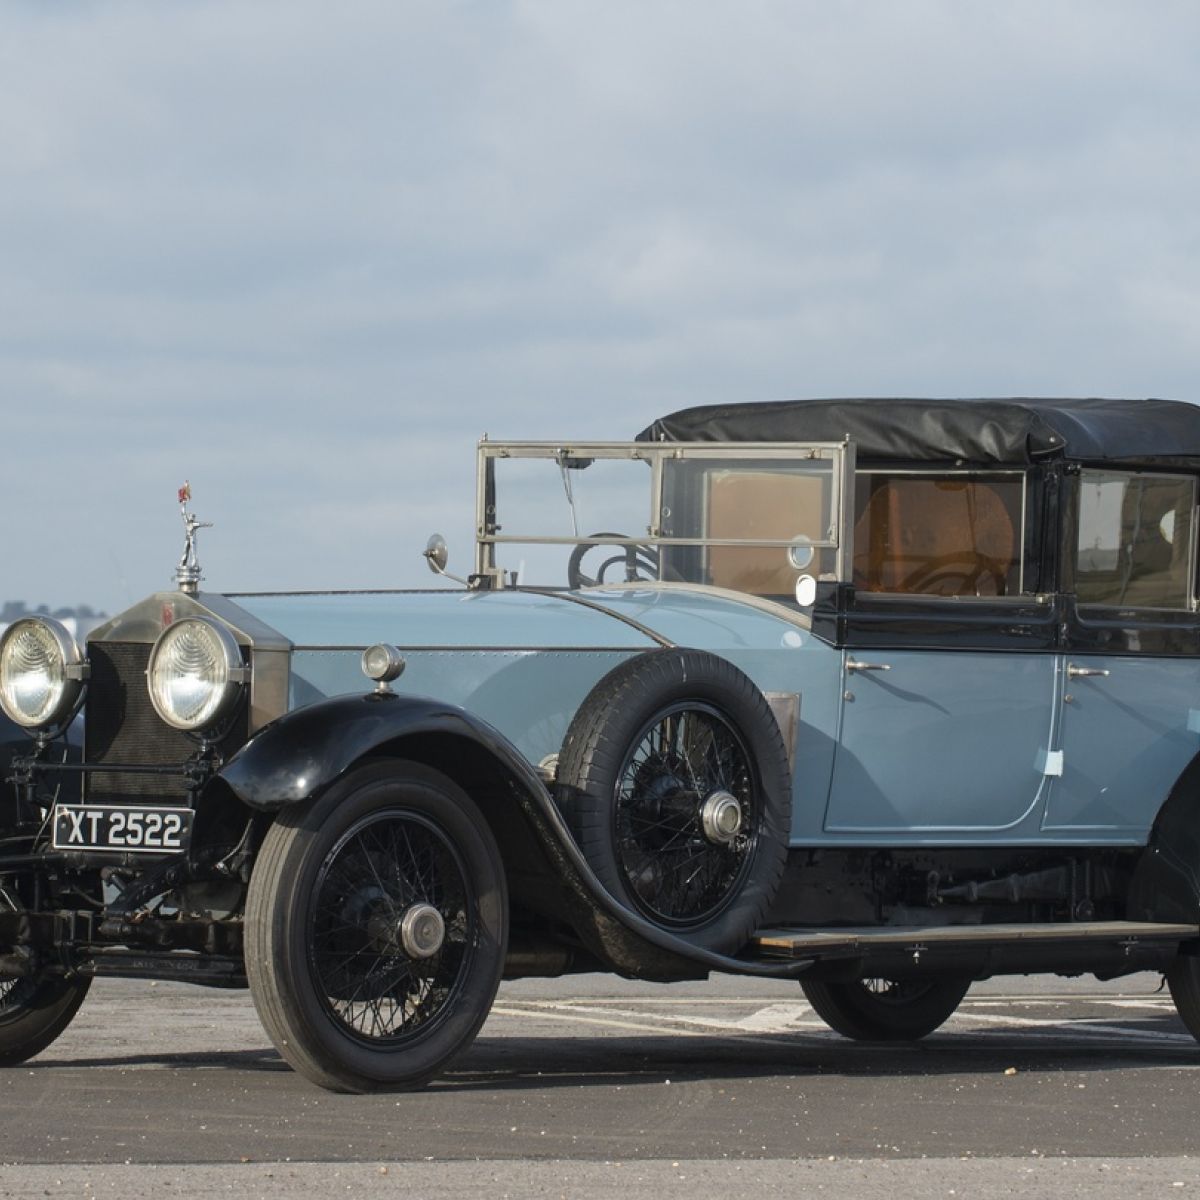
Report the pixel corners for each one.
[482,447,841,595]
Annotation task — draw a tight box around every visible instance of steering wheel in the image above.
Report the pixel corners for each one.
[897,552,1008,597]
[567,533,659,588]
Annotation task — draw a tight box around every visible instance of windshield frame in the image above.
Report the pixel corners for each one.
[473,439,855,588]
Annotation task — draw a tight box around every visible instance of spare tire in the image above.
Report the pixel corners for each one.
[556,648,792,955]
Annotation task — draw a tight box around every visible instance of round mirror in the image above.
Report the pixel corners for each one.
[787,537,815,571]
[794,574,818,608]
[424,533,449,575]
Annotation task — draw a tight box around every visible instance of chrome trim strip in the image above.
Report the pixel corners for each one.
[520,588,674,648]
[582,581,814,631]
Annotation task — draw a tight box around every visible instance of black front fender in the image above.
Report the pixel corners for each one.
[219,691,530,812]
[219,690,817,984]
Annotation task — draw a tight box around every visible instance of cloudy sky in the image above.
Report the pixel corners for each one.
[3,1,1199,615]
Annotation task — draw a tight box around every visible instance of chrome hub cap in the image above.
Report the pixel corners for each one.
[699,790,743,845]
[399,903,446,959]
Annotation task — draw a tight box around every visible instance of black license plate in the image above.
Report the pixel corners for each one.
[52,804,194,853]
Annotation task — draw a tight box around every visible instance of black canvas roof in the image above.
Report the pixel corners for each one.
[637,397,1200,469]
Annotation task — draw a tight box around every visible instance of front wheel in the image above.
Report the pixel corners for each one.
[0,884,91,1066]
[801,977,970,1041]
[0,974,91,1066]
[245,760,508,1093]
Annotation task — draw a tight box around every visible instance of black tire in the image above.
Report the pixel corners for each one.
[0,974,90,1066]
[0,883,91,1066]
[245,760,508,1093]
[1166,956,1200,1043]
[801,977,970,1041]
[556,649,791,954]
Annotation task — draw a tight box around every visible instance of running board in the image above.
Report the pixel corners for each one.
[752,921,1200,977]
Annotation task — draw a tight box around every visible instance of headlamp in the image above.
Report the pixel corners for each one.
[147,617,247,731]
[0,617,87,729]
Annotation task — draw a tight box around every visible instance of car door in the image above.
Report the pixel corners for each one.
[1044,469,1200,839]
[822,468,1060,839]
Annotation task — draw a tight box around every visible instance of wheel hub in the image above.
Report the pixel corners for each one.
[399,903,446,959]
[699,790,743,845]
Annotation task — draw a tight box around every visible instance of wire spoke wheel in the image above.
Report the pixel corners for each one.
[615,702,756,926]
[0,893,90,1067]
[246,760,507,1093]
[801,976,971,1041]
[309,809,473,1045]
[557,649,791,954]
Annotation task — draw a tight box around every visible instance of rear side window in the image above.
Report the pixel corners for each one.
[852,473,1024,598]
[1075,471,1196,610]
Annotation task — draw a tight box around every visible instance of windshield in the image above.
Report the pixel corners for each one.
[475,441,850,598]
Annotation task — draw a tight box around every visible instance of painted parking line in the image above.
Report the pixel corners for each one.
[952,1009,1195,1044]
[489,1003,834,1047]
[494,998,1197,1048]
[510,998,826,1033]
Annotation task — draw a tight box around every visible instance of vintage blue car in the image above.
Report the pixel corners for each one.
[4,396,1200,1092]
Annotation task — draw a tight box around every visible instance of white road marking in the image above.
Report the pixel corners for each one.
[953,1009,1194,1043]
[491,1003,833,1045]
[515,998,827,1033]
[1088,998,1175,1010]
[490,1004,706,1037]
[495,997,1197,1048]
[733,1002,816,1031]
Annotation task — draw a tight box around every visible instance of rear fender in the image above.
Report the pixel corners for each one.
[1127,751,1200,924]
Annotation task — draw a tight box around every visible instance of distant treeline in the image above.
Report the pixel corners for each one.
[1,601,108,623]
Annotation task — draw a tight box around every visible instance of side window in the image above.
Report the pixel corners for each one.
[1075,471,1196,610]
[852,472,1024,598]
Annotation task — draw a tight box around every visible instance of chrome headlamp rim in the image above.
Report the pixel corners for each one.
[0,616,86,730]
[147,616,246,732]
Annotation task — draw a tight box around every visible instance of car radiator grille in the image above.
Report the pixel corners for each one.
[84,641,249,805]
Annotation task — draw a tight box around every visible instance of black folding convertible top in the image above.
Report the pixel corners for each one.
[637,397,1200,469]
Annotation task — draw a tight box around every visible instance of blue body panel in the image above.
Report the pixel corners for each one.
[1046,654,1200,838]
[235,589,657,768]
[825,649,1057,841]
[230,586,1193,851]
[231,589,658,651]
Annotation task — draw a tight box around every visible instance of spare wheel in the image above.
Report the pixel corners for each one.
[555,648,792,955]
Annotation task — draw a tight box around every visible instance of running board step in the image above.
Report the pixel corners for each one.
[753,920,1200,960]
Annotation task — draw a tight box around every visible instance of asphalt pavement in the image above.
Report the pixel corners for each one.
[0,971,1198,1197]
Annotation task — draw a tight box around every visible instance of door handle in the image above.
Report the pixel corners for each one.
[847,660,892,673]
[1067,663,1111,679]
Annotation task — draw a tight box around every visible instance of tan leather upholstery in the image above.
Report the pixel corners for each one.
[852,477,1018,596]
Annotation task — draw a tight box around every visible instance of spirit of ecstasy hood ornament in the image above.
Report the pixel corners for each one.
[174,481,212,595]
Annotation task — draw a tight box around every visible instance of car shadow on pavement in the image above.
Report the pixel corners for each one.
[24,1015,1198,1086]
[27,1047,288,1072]
[435,1022,1200,1092]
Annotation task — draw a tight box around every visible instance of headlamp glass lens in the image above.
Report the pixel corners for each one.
[0,619,68,727]
[148,619,240,730]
